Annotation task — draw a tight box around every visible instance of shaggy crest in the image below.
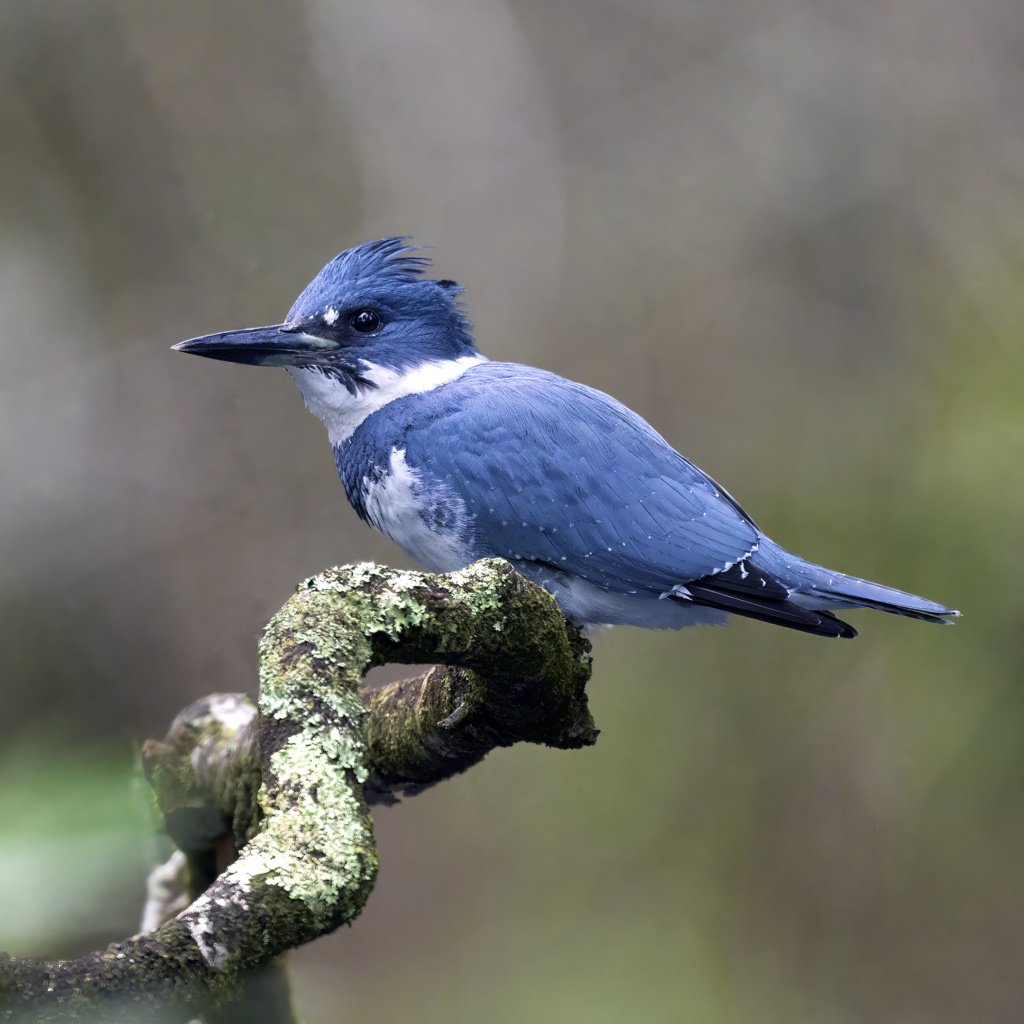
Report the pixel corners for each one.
[328,237,431,284]
[286,237,470,331]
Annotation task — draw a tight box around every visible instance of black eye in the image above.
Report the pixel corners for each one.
[351,309,380,333]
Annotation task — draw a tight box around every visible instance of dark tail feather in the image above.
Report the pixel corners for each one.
[680,561,858,638]
[682,583,858,638]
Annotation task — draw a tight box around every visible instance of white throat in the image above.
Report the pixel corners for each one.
[287,354,487,445]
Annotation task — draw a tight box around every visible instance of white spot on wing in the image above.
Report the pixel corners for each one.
[715,541,760,575]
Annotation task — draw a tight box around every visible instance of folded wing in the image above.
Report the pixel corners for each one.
[401,364,760,595]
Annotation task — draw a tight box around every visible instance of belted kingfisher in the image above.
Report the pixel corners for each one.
[175,238,958,638]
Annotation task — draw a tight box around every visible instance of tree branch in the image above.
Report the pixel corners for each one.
[0,559,595,1021]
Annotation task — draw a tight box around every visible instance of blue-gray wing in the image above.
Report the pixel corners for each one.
[393,364,760,595]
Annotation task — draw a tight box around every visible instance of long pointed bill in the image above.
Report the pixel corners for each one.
[173,325,339,367]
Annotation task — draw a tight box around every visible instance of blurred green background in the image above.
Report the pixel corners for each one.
[0,1,1021,1020]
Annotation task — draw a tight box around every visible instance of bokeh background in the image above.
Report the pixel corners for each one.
[1,0,1022,1020]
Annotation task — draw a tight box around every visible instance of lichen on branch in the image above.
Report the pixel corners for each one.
[0,559,595,1022]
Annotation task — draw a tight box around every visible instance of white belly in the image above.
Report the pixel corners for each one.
[362,448,475,573]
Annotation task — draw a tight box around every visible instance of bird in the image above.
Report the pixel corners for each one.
[175,237,958,638]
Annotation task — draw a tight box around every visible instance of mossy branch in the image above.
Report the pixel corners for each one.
[0,559,595,1022]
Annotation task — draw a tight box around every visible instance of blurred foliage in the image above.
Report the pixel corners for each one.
[1,0,1023,1020]
[0,740,149,957]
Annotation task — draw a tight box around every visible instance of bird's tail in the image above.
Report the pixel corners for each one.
[759,539,960,625]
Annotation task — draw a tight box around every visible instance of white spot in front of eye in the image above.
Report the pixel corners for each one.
[324,307,339,325]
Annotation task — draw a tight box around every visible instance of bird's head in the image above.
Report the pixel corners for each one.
[174,238,479,391]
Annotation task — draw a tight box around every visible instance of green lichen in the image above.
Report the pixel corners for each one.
[445,560,509,617]
[234,559,538,919]
[245,579,379,927]
[222,759,372,922]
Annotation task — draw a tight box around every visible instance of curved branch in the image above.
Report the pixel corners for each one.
[0,559,595,1021]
